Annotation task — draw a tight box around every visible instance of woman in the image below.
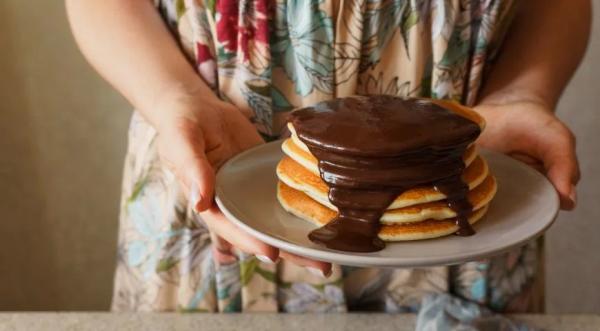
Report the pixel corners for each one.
[66,0,589,312]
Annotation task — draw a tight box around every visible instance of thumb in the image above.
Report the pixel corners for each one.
[187,154,216,212]
[539,136,578,210]
[159,124,216,212]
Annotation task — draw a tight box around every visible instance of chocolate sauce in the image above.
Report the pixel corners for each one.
[290,96,481,252]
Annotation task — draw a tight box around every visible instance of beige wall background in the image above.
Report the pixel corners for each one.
[0,1,598,312]
[0,1,130,310]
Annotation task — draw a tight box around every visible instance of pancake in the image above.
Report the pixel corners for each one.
[280,138,487,210]
[278,96,493,249]
[277,154,496,223]
[277,181,489,241]
[429,99,486,130]
[284,134,478,179]
[286,97,487,151]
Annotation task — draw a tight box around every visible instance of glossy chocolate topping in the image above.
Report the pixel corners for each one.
[290,96,481,252]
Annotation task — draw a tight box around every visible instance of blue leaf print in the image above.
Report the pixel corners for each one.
[470,278,486,302]
[184,254,217,310]
[282,282,346,313]
[124,176,183,278]
[431,0,456,40]
[126,240,147,267]
[438,25,471,68]
[272,0,334,96]
[360,0,426,69]
[360,0,406,71]
[271,86,293,112]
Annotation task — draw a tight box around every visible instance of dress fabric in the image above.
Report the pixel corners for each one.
[111,0,543,313]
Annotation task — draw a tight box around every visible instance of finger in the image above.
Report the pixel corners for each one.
[212,233,233,252]
[573,156,582,184]
[539,137,578,210]
[279,251,332,278]
[205,148,229,172]
[169,128,215,212]
[509,153,545,173]
[158,125,216,212]
[210,233,238,265]
[199,205,279,262]
[187,155,216,212]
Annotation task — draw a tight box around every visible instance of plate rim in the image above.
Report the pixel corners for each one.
[215,140,559,267]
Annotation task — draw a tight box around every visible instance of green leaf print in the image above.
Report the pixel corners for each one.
[312,278,345,291]
[255,267,276,283]
[156,257,178,272]
[127,177,147,204]
[240,258,259,286]
[245,79,271,97]
[240,257,277,286]
[217,286,230,300]
[400,8,420,59]
[439,25,470,68]
[217,48,237,69]
[206,0,216,14]
[175,0,186,19]
[271,86,293,113]
[223,292,242,312]
[178,306,210,313]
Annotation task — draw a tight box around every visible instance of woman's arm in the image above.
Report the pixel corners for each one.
[475,0,591,210]
[66,0,332,274]
[479,0,591,107]
[65,0,212,130]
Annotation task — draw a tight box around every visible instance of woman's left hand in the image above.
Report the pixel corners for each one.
[474,100,580,210]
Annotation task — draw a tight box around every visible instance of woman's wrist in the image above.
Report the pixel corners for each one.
[143,79,221,134]
[473,88,557,137]
[477,86,554,110]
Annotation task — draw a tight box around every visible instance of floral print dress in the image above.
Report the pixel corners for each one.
[111,0,543,313]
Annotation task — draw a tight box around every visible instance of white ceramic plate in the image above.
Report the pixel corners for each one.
[215,141,559,267]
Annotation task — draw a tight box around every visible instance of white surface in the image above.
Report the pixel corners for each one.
[1,313,599,331]
[216,141,559,267]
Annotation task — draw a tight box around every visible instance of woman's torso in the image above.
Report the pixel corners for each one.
[111,0,543,313]
[158,0,516,137]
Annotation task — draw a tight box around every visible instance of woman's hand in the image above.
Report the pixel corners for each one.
[156,93,263,208]
[155,91,332,276]
[474,99,580,210]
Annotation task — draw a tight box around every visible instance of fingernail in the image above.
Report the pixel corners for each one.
[569,185,577,206]
[256,255,277,264]
[190,182,202,213]
[308,267,332,278]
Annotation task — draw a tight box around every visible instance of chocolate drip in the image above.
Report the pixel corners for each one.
[290,96,481,252]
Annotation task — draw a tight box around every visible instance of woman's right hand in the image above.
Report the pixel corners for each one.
[154,90,332,276]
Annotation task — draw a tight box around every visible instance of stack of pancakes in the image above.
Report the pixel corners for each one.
[276,100,497,241]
